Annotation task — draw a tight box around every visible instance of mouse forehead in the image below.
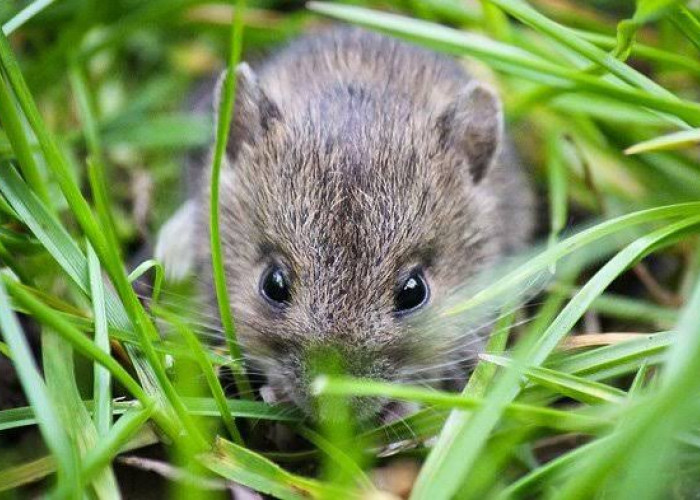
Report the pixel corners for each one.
[255,113,454,269]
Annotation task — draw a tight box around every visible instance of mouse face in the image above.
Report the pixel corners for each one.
[201,57,511,421]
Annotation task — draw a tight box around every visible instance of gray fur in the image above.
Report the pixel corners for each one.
[195,28,534,418]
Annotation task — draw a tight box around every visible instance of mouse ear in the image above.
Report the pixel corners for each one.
[438,80,503,184]
[213,62,282,160]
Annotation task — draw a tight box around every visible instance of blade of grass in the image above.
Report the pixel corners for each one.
[1,397,300,433]
[557,276,700,499]
[625,128,700,154]
[209,0,253,400]
[128,259,164,304]
[0,78,50,204]
[156,307,243,445]
[81,407,154,485]
[480,354,626,404]
[88,243,112,437]
[488,0,677,99]
[0,456,57,492]
[312,376,612,434]
[2,276,159,426]
[69,62,120,258]
[2,0,56,35]
[200,437,361,499]
[0,278,80,495]
[42,329,119,498]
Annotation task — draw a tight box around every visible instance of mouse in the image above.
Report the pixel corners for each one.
[156,27,535,422]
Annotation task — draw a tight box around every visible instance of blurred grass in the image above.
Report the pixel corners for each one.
[1,0,700,498]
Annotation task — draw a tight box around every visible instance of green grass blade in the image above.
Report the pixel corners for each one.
[313,377,611,434]
[481,354,626,404]
[0,32,195,446]
[208,0,253,399]
[200,437,361,499]
[557,276,700,499]
[156,307,243,444]
[2,0,56,35]
[488,0,677,99]
[88,243,112,438]
[625,128,700,154]
[0,456,56,493]
[128,259,164,304]
[81,407,154,485]
[42,329,119,499]
[0,76,50,205]
[0,278,79,495]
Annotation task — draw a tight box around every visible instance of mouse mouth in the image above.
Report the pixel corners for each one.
[258,378,418,425]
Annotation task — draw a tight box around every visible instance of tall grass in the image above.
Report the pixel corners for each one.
[1,0,700,498]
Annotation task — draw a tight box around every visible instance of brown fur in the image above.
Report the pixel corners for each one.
[196,28,534,418]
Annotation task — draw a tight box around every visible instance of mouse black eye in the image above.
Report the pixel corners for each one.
[395,270,429,315]
[260,266,291,306]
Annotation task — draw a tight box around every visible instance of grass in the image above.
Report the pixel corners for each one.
[1,0,700,498]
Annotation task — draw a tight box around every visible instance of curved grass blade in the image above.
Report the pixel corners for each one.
[200,437,360,499]
[128,259,164,304]
[625,128,700,154]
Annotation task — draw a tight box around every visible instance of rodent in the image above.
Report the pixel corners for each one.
[158,27,534,421]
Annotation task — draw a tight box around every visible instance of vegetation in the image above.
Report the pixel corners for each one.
[1,0,700,498]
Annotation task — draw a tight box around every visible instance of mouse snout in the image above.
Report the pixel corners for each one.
[268,340,396,421]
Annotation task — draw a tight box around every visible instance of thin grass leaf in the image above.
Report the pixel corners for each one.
[480,354,626,404]
[2,0,56,35]
[488,0,677,99]
[69,62,120,257]
[128,259,164,304]
[0,32,196,447]
[88,243,112,438]
[200,437,358,500]
[557,276,700,499]
[0,278,80,495]
[669,5,700,52]
[209,0,253,400]
[81,407,154,485]
[625,128,700,154]
[42,330,120,499]
[1,397,300,433]
[3,276,152,415]
[0,456,56,493]
[312,376,612,434]
[0,339,9,357]
[0,78,51,205]
[156,307,243,445]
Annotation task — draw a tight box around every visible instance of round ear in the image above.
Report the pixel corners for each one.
[213,62,282,160]
[437,80,503,184]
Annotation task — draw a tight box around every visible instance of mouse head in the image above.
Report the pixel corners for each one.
[202,63,505,420]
